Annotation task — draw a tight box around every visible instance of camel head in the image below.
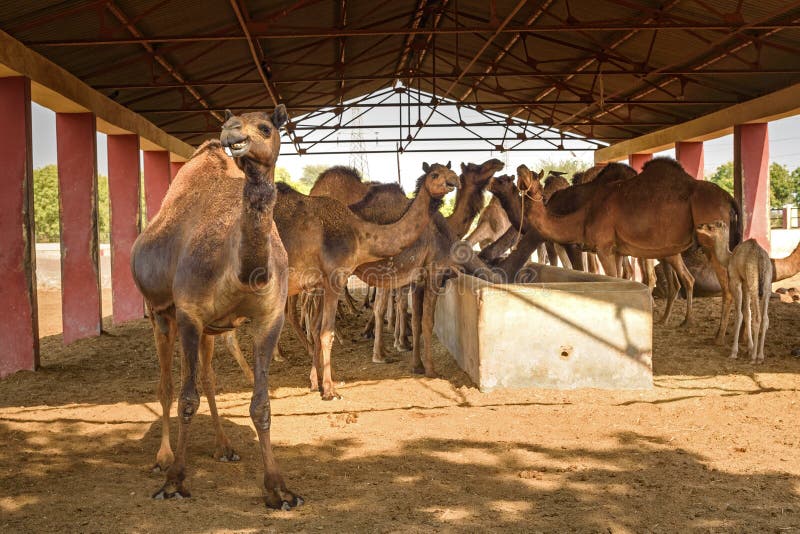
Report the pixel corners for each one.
[459,158,505,190]
[487,174,517,199]
[543,172,570,200]
[220,105,288,178]
[419,161,460,199]
[516,165,545,200]
[696,220,729,242]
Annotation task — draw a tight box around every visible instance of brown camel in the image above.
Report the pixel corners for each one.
[517,158,741,335]
[131,107,301,509]
[697,221,772,362]
[278,161,459,400]
[311,159,503,370]
[464,196,511,249]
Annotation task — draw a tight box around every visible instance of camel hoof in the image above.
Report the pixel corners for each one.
[321,392,342,401]
[265,490,303,511]
[151,463,169,474]
[153,483,190,500]
[729,354,738,360]
[411,365,426,375]
[714,336,725,346]
[394,342,412,352]
[362,332,374,340]
[425,371,439,379]
[215,448,240,463]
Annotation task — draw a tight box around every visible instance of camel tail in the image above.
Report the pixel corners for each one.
[729,199,742,251]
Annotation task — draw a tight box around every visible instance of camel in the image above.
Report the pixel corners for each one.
[277,161,459,400]
[311,159,503,371]
[696,221,772,362]
[131,107,301,509]
[464,196,511,249]
[541,172,574,269]
[516,158,740,335]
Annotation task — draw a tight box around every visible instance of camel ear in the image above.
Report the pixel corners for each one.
[422,162,431,173]
[271,104,288,129]
[224,109,234,122]
[460,162,466,172]
[446,160,452,169]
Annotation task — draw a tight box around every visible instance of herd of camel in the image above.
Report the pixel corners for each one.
[129,106,800,510]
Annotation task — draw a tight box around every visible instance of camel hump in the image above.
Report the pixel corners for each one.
[349,183,409,224]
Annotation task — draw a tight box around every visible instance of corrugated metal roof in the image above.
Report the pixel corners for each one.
[3,0,800,151]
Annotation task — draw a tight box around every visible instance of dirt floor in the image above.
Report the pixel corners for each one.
[2,289,800,533]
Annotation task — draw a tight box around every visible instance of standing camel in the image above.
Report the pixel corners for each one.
[464,197,511,249]
[131,107,301,509]
[696,221,772,362]
[276,162,458,399]
[516,158,740,336]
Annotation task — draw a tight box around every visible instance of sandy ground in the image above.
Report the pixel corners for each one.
[2,290,800,533]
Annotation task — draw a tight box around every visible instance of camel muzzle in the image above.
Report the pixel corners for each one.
[220,130,251,158]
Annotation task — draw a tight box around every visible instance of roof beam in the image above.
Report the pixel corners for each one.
[594,82,800,162]
[0,29,193,159]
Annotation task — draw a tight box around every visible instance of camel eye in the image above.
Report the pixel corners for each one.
[258,124,272,137]
[431,173,438,178]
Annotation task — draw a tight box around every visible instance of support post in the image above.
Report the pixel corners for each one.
[628,153,652,173]
[734,123,770,253]
[0,77,39,376]
[169,160,185,181]
[143,150,170,222]
[56,112,102,343]
[108,134,144,324]
[675,141,705,179]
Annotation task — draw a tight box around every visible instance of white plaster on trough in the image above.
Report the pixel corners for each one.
[434,266,653,391]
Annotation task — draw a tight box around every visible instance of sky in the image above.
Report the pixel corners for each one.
[30,101,800,193]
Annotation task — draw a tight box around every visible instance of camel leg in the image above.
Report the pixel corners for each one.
[410,285,424,374]
[743,287,754,362]
[707,253,732,345]
[153,312,202,499]
[361,313,376,339]
[757,287,769,363]
[151,311,177,473]
[663,254,694,328]
[342,284,359,315]
[545,242,559,267]
[554,244,573,270]
[614,255,624,278]
[394,286,412,351]
[199,334,239,462]
[386,289,396,330]
[658,263,681,325]
[581,251,589,272]
[316,286,342,400]
[621,256,634,280]
[729,277,743,360]
[307,292,323,392]
[597,250,618,278]
[371,288,391,363]
[223,331,254,384]
[285,295,313,356]
[420,285,439,378]
[250,311,302,510]
[536,243,547,264]
[586,253,600,274]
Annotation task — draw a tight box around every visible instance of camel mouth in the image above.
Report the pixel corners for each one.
[221,136,251,158]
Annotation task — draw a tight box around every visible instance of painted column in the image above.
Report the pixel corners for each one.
[169,160,185,182]
[676,141,705,179]
[56,112,102,344]
[108,134,144,324]
[734,123,770,253]
[143,150,170,223]
[0,77,39,376]
[628,153,653,173]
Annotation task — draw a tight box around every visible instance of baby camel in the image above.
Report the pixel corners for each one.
[696,221,772,363]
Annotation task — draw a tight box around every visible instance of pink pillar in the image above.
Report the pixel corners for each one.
[628,153,653,173]
[734,123,770,253]
[143,150,170,222]
[676,141,705,179]
[108,135,144,324]
[56,112,102,344]
[169,160,185,182]
[0,77,38,376]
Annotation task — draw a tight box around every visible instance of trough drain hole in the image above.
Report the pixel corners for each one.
[559,345,573,360]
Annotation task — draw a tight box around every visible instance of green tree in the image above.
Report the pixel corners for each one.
[532,158,590,180]
[33,165,60,242]
[97,174,110,243]
[300,164,328,187]
[708,161,734,196]
[770,162,795,207]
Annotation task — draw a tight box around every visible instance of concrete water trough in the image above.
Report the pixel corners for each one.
[434,265,653,391]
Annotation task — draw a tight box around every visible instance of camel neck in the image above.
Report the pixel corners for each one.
[355,180,438,263]
[446,183,485,239]
[772,241,800,281]
[238,160,277,286]
[524,197,583,245]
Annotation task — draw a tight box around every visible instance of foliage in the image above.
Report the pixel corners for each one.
[708,161,734,196]
[299,164,329,187]
[709,161,800,208]
[33,164,111,243]
[531,158,591,180]
[275,166,311,194]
